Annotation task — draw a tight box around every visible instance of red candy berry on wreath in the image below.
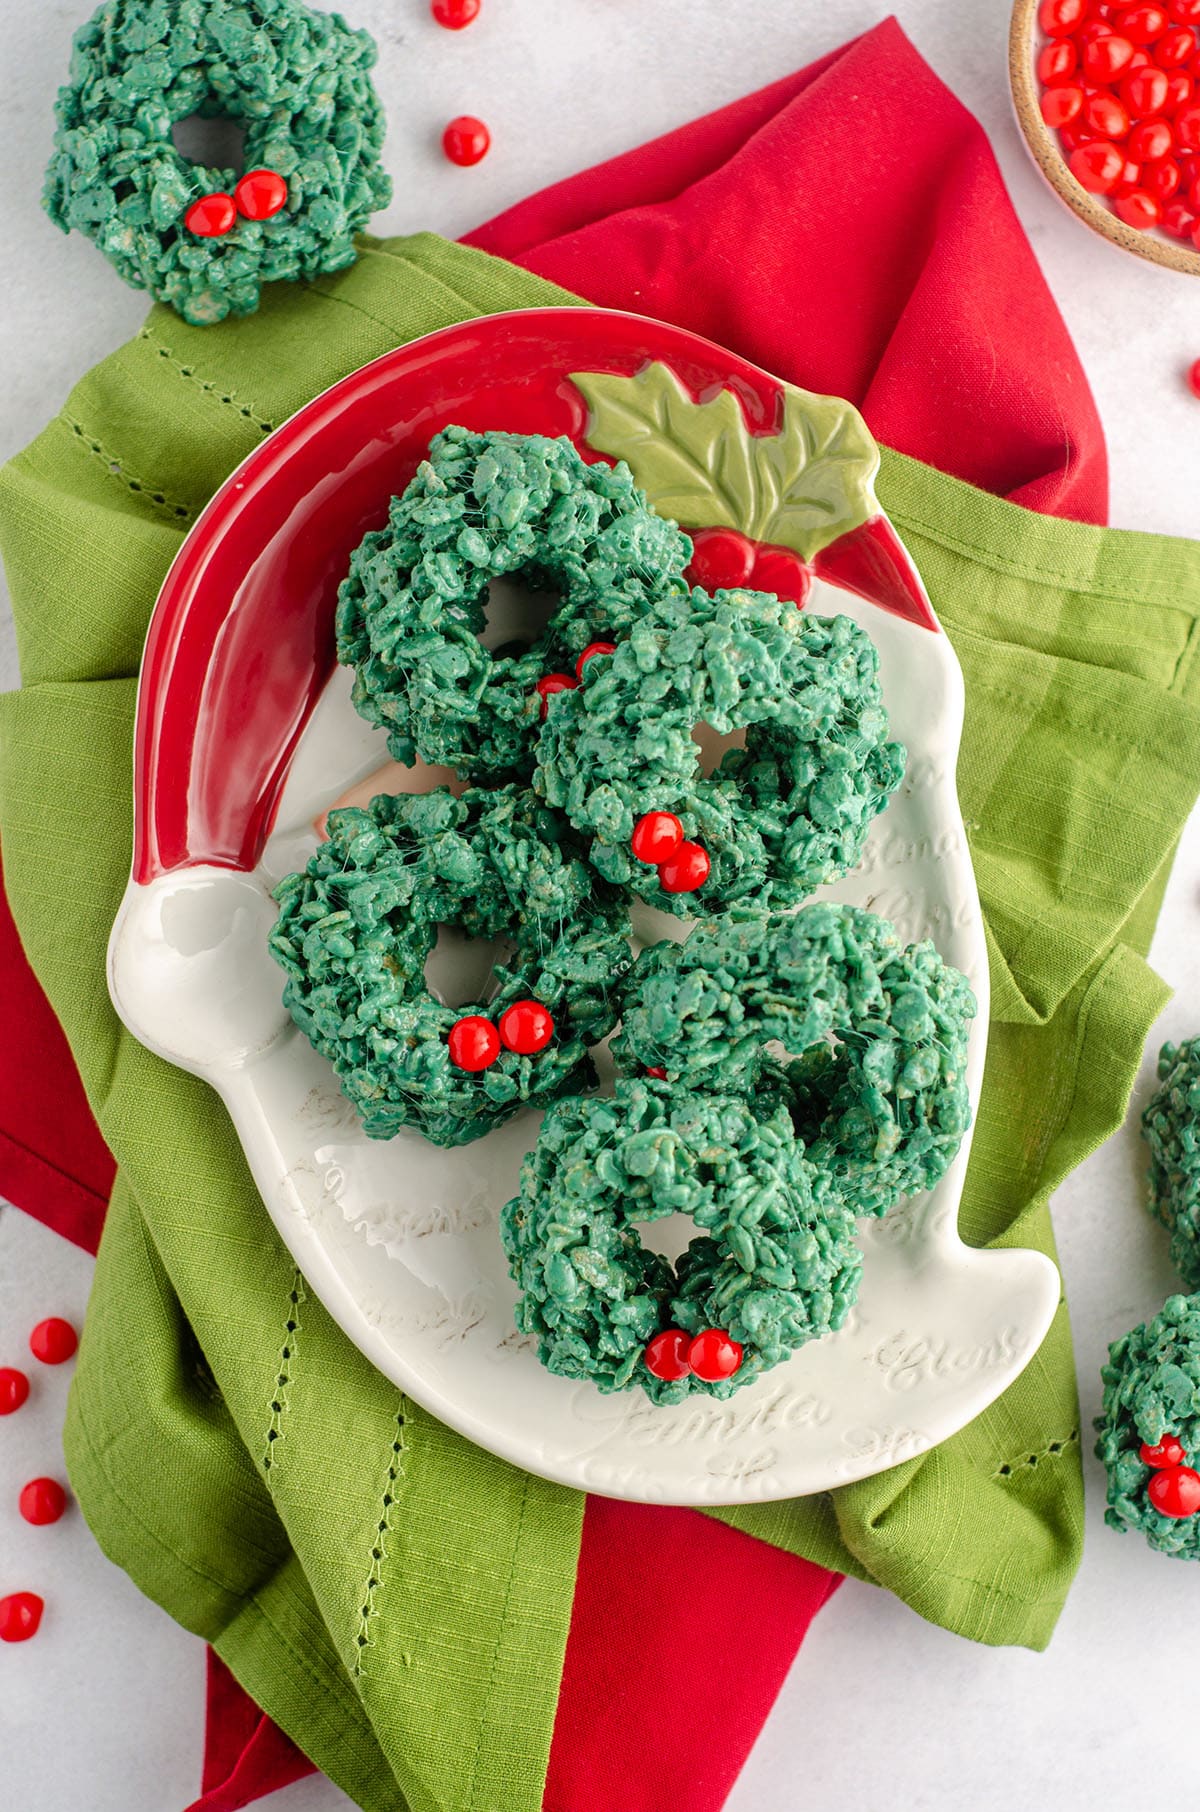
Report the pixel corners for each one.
[29,1318,77,1365]
[631,810,684,865]
[575,641,616,677]
[644,1329,693,1381]
[687,1328,744,1382]
[0,1592,44,1643]
[658,841,710,894]
[432,0,481,25]
[1070,140,1126,191]
[18,1478,67,1527]
[1139,1434,1187,1467]
[0,1368,30,1415]
[750,545,812,608]
[645,1066,668,1080]
[1147,1464,1200,1517]
[234,169,288,221]
[536,672,578,719]
[442,115,491,166]
[498,1000,554,1056]
[447,1015,500,1071]
[184,192,236,237]
[685,526,756,592]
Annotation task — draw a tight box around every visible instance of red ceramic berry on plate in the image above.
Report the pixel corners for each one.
[1084,89,1131,137]
[0,1592,43,1643]
[1114,184,1163,222]
[446,1015,500,1071]
[1147,1463,1200,1516]
[234,169,288,220]
[1177,101,1200,144]
[442,115,491,166]
[631,810,684,865]
[658,841,710,893]
[1039,0,1088,30]
[1070,139,1126,189]
[1040,38,1080,82]
[1147,152,1183,192]
[1116,2,1170,38]
[1123,63,1172,112]
[497,999,553,1056]
[432,0,481,25]
[18,1478,67,1526]
[1139,1434,1187,1466]
[749,545,812,607]
[535,672,578,719]
[1158,21,1197,62]
[645,1066,668,1080]
[184,192,237,236]
[644,1329,693,1381]
[575,641,616,677]
[29,1318,77,1365]
[0,1368,30,1415]
[685,526,756,591]
[1082,30,1136,78]
[687,1328,744,1382]
[1041,82,1086,128]
[1162,197,1198,230]
[1128,115,1175,157]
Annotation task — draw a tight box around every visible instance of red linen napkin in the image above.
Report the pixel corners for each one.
[2,17,1106,1811]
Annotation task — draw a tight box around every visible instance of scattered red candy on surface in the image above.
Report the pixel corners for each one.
[644,1329,693,1381]
[498,999,554,1056]
[1041,81,1086,128]
[234,168,288,220]
[575,641,616,677]
[1187,355,1200,394]
[658,841,710,894]
[442,115,491,166]
[1148,1463,1200,1516]
[0,1592,43,1643]
[685,526,756,592]
[29,1319,77,1365]
[687,1328,744,1382]
[18,1478,67,1527]
[447,1015,501,1071]
[0,1368,30,1415]
[535,672,578,719]
[1070,139,1126,189]
[184,192,237,236]
[645,1066,668,1080]
[750,545,812,608]
[631,810,684,865]
[432,0,481,25]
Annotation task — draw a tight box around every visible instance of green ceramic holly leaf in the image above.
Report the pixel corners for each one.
[572,361,879,560]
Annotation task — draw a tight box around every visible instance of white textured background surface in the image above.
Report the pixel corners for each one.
[2,3,1199,1809]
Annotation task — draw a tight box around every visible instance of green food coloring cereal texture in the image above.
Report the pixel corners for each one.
[534,586,905,914]
[500,1079,861,1404]
[1095,1292,1200,1559]
[267,785,632,1146]
[336,426,694,779]
[1142,1037,1200,1291]
[612,903,975,1217]
[43,0,392,325]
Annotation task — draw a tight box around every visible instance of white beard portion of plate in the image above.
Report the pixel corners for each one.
[108,578,1061,1505]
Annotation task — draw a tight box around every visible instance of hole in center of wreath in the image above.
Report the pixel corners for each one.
[172,113,247,179]
[425,924,516,1010]
[636,1216,708,1268]
[479,576,559,657]
[692,721,747,776]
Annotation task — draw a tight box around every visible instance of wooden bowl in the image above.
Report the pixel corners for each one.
[1009,0,1200,274]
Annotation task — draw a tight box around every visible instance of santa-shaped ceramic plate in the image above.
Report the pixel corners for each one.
[108,307,1059,1505]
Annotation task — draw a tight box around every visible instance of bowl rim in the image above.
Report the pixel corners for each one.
[1009,0,1200,275]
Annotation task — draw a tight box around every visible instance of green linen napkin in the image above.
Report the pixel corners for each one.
[3,233,1200,1810]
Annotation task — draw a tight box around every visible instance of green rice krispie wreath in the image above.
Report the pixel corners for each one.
[267,785,632,1146]
[1096,1292,1200,1556]
[336,426,693,779]
[500,1078,862,1403]
[612,903,976,1218]
[43,0,391,325]
[534,586,906,914]
[1142,1038,1200,1292]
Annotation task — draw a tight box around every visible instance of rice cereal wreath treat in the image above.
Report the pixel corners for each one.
[1142,1038,1200,1292]
[43,0,392,325]
[534,585,906,914]
[267,785,632,1146]
[612,903,976,1218]
[335,426,693,779]
[1096,1293,1200,1557]
[500,1078,862,1404]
